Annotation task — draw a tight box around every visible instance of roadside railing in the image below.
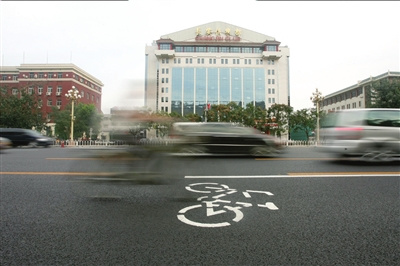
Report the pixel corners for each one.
[53,139,322,147]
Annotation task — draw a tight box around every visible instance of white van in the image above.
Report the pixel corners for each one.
[319,109,400,161]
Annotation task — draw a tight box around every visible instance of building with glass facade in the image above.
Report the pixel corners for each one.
[145,21,290,117]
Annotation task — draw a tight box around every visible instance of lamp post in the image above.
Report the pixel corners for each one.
[65,86,81,145]
[310,88,324,145]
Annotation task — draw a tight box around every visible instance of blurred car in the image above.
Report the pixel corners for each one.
[0,137,12,150]
[169,122,283,157]
[319,108,400,161]
[0,128,54,148]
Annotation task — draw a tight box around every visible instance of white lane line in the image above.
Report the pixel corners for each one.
[185,174,400,178]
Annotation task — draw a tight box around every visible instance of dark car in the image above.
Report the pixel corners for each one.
[0,128,54,148]
[169,122,283,157]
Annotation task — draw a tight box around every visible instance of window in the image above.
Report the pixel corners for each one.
[57,99,62,106]
[92,95,94,101]
[161,97,164,102]
[233,59,236,64]
[166,97,168,102]
[165,107,168,112]
[242,47,252,53]
[196,47,206,52]
[38,86,43,94]
[57,86,62,94]
[213,59,216,64]
[166,68,169,74]
[81,91,84,98]
[12,88,18,95]
[197,59,200,64]
[38,73,44,78]
[29,73,34,78]
[161,87,164,93]
[220,47,229,53]
[175,46,184,52]
[47,86,53,93]
[221,59,224,64]
[231,47,240,53]
[160,43,170,50]
[48,73,53,79]
[28,87,34,95]
[162,78,165,83]
[184,46,194,52]
[166,78,169,83]
[57,73,62,78]
[208,47,218,53]
[162,68,165,74]
[165,87,169,93]
[47,99,52,106]
[87,93,90,99]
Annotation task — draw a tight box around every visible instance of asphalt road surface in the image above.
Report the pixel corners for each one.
[1,146,399,265]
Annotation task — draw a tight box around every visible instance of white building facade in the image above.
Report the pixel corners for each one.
[145,21,290,117]
[321,71,400,113]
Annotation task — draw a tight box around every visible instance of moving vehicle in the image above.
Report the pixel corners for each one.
[319,108,400,161]
[169,122,283,157]
[0,128,54,148]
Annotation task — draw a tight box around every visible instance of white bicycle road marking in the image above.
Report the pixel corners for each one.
[177,183,279,228]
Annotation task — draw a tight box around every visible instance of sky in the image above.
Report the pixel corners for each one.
[1,0,399,114]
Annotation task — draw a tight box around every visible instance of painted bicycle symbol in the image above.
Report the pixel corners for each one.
[177,183,279,228]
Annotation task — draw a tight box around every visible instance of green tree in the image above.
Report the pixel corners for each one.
[367,78,400,108]
[53,103,102,140]
[0,87,45,129]
[242,102,266,130]
[289,108,317,141]
[266,104,293,138]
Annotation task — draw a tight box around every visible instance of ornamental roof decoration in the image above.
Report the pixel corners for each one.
[159,21,276,44]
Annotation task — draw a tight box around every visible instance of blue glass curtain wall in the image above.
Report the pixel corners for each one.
[171,67,265,116]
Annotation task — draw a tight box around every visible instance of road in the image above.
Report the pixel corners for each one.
[1,146,399,265]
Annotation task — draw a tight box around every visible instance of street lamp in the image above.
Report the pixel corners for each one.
[65,86,81,145]
[310,88,324,145]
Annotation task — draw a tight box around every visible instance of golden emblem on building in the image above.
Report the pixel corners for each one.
[235,29,241,37]
[206,28,212,35]
[196,27,201,36]
[225,28,231,36]
[215,28,221,36]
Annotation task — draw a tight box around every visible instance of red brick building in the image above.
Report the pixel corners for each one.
[0,64,103,127]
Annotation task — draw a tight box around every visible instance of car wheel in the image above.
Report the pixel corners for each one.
[179,145,207,155]
[28,141,38,148]
[251,146,277,158]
